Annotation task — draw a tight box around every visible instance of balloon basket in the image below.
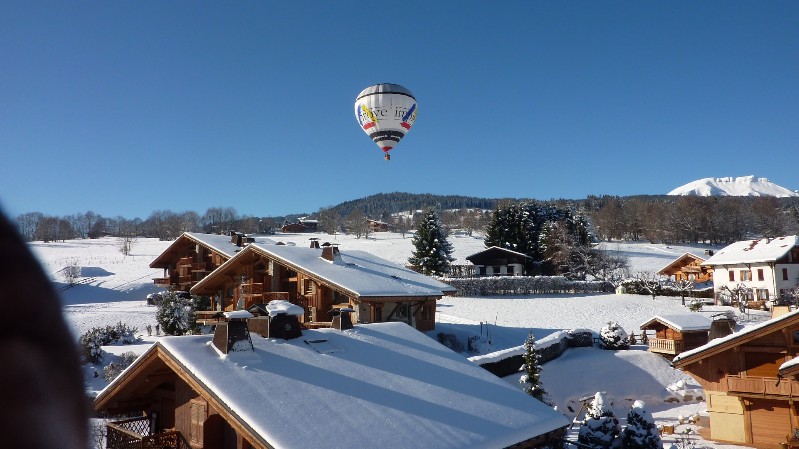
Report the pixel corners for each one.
[384,153,390,161]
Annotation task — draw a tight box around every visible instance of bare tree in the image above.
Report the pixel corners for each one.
[61,259,81,285]
[345,209,368,238]
[634,271,663,300]
[670,279,695,306]
[118,235,135,256]
[587,249,630,288]
[16,212,42,241]
[317,208,342,234]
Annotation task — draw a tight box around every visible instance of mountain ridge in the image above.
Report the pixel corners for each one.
[668,176,798,198]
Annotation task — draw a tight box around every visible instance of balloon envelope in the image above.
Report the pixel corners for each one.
[354,83,417,158]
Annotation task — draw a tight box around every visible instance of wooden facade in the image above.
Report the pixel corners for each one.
[190,243,446,332]
[95,323,569,449]
[465,246,533,276]
[657,252,712,283]
[672,311,799,448]
[150,232,248,291]
[640,315,712,357]
[97,345,268,449]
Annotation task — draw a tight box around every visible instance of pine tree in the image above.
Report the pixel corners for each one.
[519,333,547,402]
[578,391,621,449]
[408,209,454,276]
[621,400,661,449]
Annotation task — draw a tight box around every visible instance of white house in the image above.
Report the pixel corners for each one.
[701,235,799,303]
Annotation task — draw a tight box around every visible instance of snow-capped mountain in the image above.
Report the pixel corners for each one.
[668,176,798,197]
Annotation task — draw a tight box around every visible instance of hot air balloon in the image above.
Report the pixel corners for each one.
[354,83,417,160]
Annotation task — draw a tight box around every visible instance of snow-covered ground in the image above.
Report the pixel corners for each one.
[31,232,759,449]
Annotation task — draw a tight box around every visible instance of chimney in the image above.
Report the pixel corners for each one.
[246,300,305,339]
[212,311,255,354]
[330,307,355,330]
[320,243,341,262]
[309,238,320,249]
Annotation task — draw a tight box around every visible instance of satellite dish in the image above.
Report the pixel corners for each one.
[354,83,417,160]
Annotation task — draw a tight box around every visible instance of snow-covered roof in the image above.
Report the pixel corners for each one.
[151,232,277,268]
[194,243,456,297]
[264,299,304,317]
[466,246,533,263]
[640,314,713,332]
[673,309,799,366]
[779,355,799,374]
[656,252,705,275]
[184,232,275,259]
[700,235,799,266]
[123,322,570,449]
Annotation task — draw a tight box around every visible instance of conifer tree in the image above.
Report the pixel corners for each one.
[620,400,661,449]
[408,209,454,276]
[578,391,621,449]
[519,333,547,402]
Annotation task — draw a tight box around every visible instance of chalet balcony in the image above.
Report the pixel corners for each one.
[725,375,799,397]
[106,416,189,449]
[647,338,684,355]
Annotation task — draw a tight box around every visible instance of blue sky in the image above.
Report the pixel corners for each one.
[2,1,798,219]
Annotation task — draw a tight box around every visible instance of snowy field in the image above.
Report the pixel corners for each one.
[31,232,759,449]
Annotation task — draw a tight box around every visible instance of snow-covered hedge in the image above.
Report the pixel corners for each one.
[618,279,713,299]
[79,322,139,365]
[444,276,610,296]
[470,329,594,377]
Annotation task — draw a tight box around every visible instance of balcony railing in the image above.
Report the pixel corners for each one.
[647,338,684,355]
[106,416,189,449]
[726,375,799,396]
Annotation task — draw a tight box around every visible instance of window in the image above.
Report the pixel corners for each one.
[740,270,752,281]
[729,271,735,282]
[757,289,769,300]
[784,268,789,281]
[757,269,764,281]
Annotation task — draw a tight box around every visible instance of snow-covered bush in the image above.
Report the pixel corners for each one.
[620,400,661,449]
[156,291,201,336]
[599,321,630,350]
[436,332,464,353]
[102,352,138,382]
[79,322,140,364]
[578,391,621,449]
[687,298,703,312]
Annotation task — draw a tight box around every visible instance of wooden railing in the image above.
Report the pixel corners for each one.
[106,416,190,449]
[647,338,684,355]
[726,375,799,396]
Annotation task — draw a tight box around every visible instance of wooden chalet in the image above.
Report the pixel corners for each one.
[190,239,456,332]
[150,232,272,291]
[94,320,569,449]
[280,218,318,233]
[657,252,713,284]
[639,314,714,357]
[466,246,534,276]
[672,310,799,448]
[367,219,390,232]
